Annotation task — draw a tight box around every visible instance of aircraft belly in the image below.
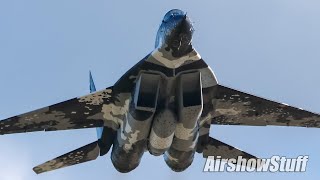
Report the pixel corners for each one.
[111,73,160,172]
[164,71,203,171]
[148,109,177,155]
[108,58,218,172]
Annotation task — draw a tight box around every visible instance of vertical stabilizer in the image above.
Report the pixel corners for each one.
[89,71,96,93]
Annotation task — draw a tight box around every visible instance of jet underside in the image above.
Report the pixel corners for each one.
[1,9,320,174]
[107,50,218,172]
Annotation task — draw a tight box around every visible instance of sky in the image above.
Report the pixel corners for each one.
[0,0,320,179]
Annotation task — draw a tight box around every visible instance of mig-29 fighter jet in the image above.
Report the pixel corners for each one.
[1,9,320,174]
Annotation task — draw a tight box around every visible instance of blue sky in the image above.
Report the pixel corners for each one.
[0,0,320,179]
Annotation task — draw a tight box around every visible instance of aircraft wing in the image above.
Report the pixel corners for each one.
[0,87,114,135]
[203,137,260,168]
[211,85,320,128]
[33,141,100,174]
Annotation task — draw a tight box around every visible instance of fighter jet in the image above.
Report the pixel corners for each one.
[1,9,320,174]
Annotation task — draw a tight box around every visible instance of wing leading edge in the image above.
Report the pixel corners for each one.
[33,141,100,174]
[203,137,261,168]
[0,87,114,135]
[211,85,320,128]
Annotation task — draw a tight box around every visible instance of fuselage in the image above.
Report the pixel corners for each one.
[99,9,218,173]
[107,50,218,172]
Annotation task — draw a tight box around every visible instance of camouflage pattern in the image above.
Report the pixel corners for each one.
[89,71,104,139]
[164,71,202,171]
[203,138,254,159]
[2,9,320,174]
[111,73,160,172]
[203,137,260,168]
[33,141,100,174]
[109,46,216,172]
[0,87,114,135]
[211,85,320,127]
[149,109,177,155]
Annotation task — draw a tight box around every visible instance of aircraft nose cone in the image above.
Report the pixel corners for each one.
[155,9,194,51]
[163,9,186,23]
[161,9,194,33]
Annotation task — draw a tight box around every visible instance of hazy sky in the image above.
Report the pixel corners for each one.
[0,0,320,180]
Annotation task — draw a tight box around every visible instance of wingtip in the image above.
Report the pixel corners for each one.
[33,166,44,174]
